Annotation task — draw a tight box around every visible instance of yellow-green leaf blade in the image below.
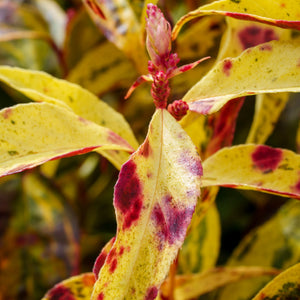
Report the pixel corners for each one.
[42,273,95,300]
[252,263,300,300]
[0,66,138,149]
[92,109,202,300]
[202,144,300,199]
[161,266,279,300]
[172,0,300,40]
[183,40,300,115]
[0,102,133,178]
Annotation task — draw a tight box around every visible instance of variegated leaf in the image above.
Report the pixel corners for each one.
[252,263,300,300]
[92,109,202,300]
[161,266,279,300]
[183,40,300,115]
[172,0,300,40]
[202,144,300,199]
[0,102,133,178]
[218,199,300,300]
[67,41,137,95]
[42,273,95,300]
[0,66,139,168]
[178,203,220,274]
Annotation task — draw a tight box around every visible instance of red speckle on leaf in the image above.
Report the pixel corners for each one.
[47,284,75,300]
[3,108,12,119]
[238,26,278,50]
[107,131,133,150]
[109,258,118,273]
[252,145,283,173]
[145,286,158,300]
[97,292,105,300]
[93,252,108,280]
[114,160,143,230]
[140,139,152,157]
[291,179,300,195]
[152,195,195,247]
[178,152,203,176]
[189,100,214,115]
[223,59,232,76]
[82,274,96,287]
[259,44,272,51]
[86,0,106,19]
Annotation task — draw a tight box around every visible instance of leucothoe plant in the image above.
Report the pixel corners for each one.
[0,1,299,300]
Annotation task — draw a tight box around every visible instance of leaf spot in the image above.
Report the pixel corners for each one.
[223,59,233,76]
[145,286,158,300]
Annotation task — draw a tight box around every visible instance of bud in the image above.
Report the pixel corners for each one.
[146,4,172,68]
[168,100,189,121]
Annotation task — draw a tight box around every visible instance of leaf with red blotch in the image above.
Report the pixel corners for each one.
[252,263,300,300]
[202,144,300,199]
[182,40,300,115]
[172,0,300,40]
[42,273,95,300]
[0,102,134,178]
[91,109,202,300]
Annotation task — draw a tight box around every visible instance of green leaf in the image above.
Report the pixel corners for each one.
[92,109,202,299]
[183,40,300,115]
[246,93,289,144]
[0,102,133,178]
[202,144,300,199]
[0,173,80,299]
[42,273,95,300]
[172,0,300,40]
[0,66,139,168]
[252,263,300,300]
[217,199,300,300]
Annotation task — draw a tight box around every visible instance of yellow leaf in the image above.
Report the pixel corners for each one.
[161,266,279,300]
[178,203,221,274]
[92,109,202,300]
[246,93,289,144]
[42,273,95,300]
[183,40,300,115]
[0,102,133,178]
[252,263,300,300]
[67,41,137,95]
[172,0,300,40]
[0,66,139,168]
[202,144,300,198]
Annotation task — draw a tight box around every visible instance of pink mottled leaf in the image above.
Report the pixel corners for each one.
[183,40,300,115]
[172,0,300,40]
[0,102,134,178]
[202,144,300,199]
[92,109,202,299]
[42,273,95,300]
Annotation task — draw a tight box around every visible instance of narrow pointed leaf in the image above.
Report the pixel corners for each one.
[0,102,133,178]
[218,199,300,300]
[202,145,300,199]
[183,40,300,115]
[172,0,300,40]
[92,109,202,300]
[161,266,279,300]
[42,273,95,300]
[252,263,300,300]
[246,93,289,144]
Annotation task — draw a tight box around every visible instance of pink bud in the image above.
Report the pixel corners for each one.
[146,4,172,68]
[168,100,189,121]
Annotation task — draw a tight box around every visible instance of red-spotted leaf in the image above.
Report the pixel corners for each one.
[172,0,300,40]
[0,102,133,178]
[92,109,202,299]
[182,40,300,115]
[202,144,300,199]
[42,273,95,300]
